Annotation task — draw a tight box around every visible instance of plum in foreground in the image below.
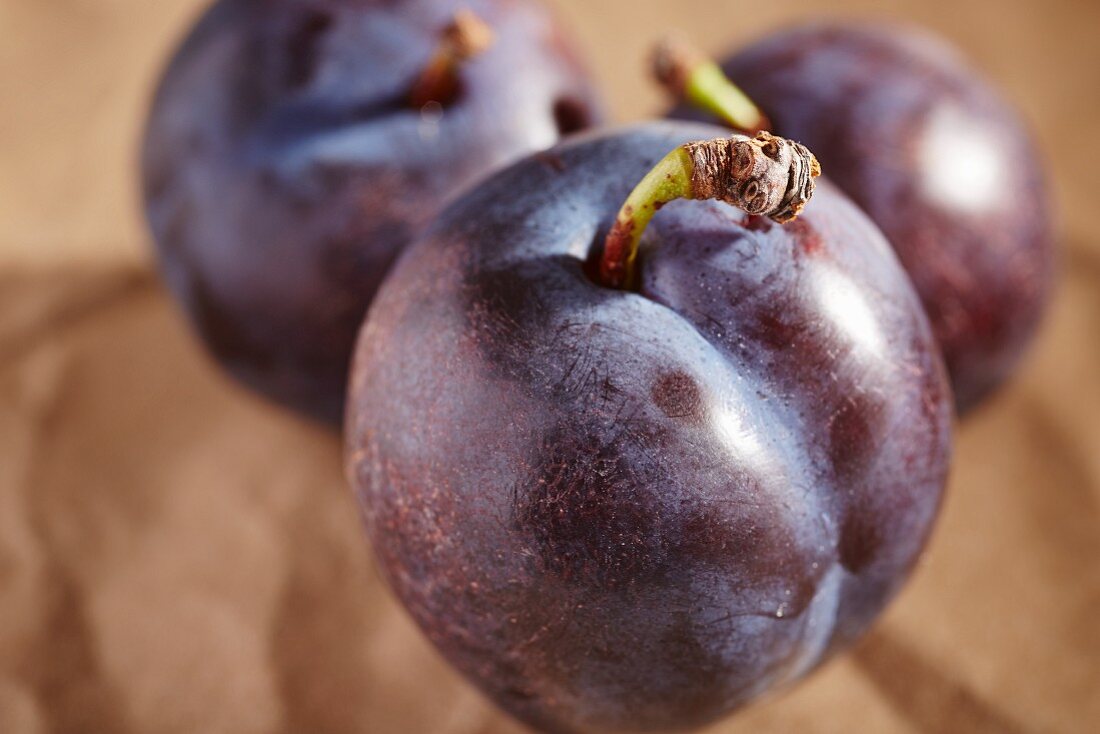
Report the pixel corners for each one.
[346,122,952,732]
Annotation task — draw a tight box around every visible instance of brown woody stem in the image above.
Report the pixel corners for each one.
[409,10,495,108]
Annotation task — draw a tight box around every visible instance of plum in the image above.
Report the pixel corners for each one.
[661,24,1055,411]
[346,122,952,732]
[142,0,603,423]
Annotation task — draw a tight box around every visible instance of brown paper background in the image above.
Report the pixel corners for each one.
[1,1,1098,732]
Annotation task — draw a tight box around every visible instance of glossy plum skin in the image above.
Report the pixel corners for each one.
[142,0,602,423]
[346,122,952,733]
[672,23,1055,412]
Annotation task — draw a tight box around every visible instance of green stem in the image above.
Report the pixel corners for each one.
[599,148,693,289]
[653,36,770,134]
[685,62,768,133]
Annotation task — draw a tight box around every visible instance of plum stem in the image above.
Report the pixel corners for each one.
[599,133,821,290]
[599,148,693,289]
[653,35,770,134]
[408,10,495,108]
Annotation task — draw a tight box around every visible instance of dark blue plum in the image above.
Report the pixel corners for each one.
[671,23,1055,411]
[346,122,952,733]
[142,0,602,423]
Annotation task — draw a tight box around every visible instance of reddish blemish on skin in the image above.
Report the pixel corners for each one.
[743,214,772,232]
[535,151,566,172]
[786,218,824,255]
[599,208,636,288]
[838,510,885,574]
[651,369,704,422]
[826,393,880,483]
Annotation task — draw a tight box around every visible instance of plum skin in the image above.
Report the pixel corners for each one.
[672,22,1055,412]
[346,122,952,733]
[142,0,602,423]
